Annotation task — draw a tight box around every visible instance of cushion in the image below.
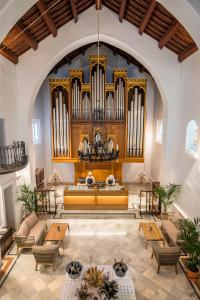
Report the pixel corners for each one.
[153,246,180,255]
[25,212,38,229]
[16,221,29,237]
[28,220,46,243]
[162,220,179,244]
[32,245,58,253]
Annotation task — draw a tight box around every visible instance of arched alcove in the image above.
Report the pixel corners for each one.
[30,41,165,184]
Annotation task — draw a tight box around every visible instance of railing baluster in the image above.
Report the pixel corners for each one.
[140,189,161,215]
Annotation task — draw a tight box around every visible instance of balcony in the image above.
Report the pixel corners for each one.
[0,141,28,174]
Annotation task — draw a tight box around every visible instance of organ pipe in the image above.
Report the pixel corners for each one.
[115,78,124,120]
[116,85,118,120]
[140,106,144,157]
[72,79,81,120]
[56,96,60,154]
[53,107,56,156]
[127,88,144,158]
[127,110,130,156]
[59,91,63,155]
[91,65,106,120]
[130,97,134,156]
[103,71,104,113]
[52,88,69,158]
[63,103,67,156]
[133,88,138,156]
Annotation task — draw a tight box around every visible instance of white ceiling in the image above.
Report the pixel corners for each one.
[187,0,200,15]
[0,0,9,12]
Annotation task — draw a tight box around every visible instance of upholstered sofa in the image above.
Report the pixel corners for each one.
[14,212,47,254]
[161,212,183,246]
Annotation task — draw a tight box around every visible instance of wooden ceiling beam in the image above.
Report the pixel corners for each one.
[96,0,102,10]
[113,47,117,56]
[139,66,145,73]
[139,0,156,35]
[37,0,57,37]
[0,45,18,64]
[70,0,78,23]
[178,43,198,62]
[119,0,127,22]
[159,20,180,49]
[15,21,38,50]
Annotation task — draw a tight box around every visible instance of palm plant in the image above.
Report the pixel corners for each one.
[178,218,200,273]
[155,183,180,214]
[17,183,37,214]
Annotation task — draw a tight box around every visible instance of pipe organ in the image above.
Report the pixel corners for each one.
[50,55,146,164]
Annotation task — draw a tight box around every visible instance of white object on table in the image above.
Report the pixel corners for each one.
[61,265,136,300]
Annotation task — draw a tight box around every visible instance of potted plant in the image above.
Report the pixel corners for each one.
[84,266,105,288]
[66,261,82,279]
[155,183,180,217]
[178,218,200,279]
[76,283,90,300]
[100,276,119,300]
[17,183,37,215]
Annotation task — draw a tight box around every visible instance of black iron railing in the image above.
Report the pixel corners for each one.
[139,183,161,216]
[0,141,28,174]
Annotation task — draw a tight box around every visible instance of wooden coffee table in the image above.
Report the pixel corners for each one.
[139,222,165,249]
[45,223,69,248]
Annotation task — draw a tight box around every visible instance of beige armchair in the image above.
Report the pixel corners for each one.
[32,244,59,271]
[152,245,181,274]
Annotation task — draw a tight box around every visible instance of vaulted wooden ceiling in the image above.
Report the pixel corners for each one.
[0,0,198,65]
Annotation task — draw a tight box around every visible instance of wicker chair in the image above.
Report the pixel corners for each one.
[152,245,181,274]
[32,244,59,271]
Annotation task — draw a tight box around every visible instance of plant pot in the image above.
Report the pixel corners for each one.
[66,261,82,279]
[187,269,199,280]
[113,261,128,278]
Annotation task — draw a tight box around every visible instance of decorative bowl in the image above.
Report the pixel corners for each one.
[113,261,128,278]
[66,261,82,279]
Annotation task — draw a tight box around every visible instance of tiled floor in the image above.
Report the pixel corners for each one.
[0,218,197,300]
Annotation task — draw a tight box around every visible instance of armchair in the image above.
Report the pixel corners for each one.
[32,244,59,271]
[152,245,181,274]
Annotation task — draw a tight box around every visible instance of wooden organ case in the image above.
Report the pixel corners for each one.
[50,55,146,183]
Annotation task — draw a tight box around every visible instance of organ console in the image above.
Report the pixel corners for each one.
[50,55,146,181]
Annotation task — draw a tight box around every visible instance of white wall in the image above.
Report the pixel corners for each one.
[0,173,16,229]
[151,87,163,181]
[173,51,200,218]
[0,164,31,229]
[31,88,45,183]
[0,56,18,144]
